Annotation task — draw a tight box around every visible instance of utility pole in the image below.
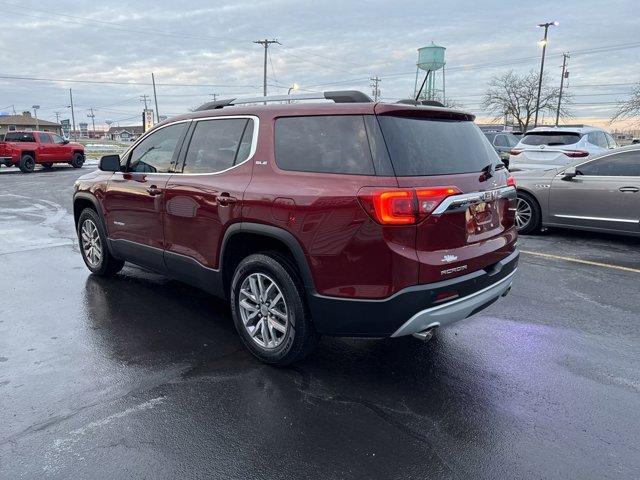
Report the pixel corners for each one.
[32,105,40,129]
[140,94,150,111]
[370,76,381,102]
[253,39,281,100]
[209,93,218,101]
[54,111,62,124]
[534,21,558,128]
[152,73,160,123]
[555,53,570,127]
[69,89,77,141]
[87,108,96,137]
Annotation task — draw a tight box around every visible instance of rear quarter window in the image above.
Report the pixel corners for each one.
[377,116,498,176]
[275,115,375,175]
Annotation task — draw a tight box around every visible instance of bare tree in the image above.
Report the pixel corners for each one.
[611,82,640,124]
[482,70,569,131]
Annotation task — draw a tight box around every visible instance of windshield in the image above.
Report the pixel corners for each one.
[521,132,581,146]
[377,116,499,176]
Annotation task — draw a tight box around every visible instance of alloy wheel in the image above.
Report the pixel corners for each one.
[238,273,289,349]
[515,197,532,230]
[81,219,102,267]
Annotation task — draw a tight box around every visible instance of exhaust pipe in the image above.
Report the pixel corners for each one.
[412,327,436,342]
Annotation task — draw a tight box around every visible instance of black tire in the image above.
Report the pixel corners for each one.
[516,191,542,235]
[77,208,124,276]
[71,152,84,168]
[19,154,36,173]
[230,252,319,366]
[42,162,54,169]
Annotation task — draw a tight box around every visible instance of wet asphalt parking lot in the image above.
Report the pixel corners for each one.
[1,164,639,480]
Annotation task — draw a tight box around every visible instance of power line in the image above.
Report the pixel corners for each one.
[0,73,257,88]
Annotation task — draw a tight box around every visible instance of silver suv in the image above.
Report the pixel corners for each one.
[509,126,618,171]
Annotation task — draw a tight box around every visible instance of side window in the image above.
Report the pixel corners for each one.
[128,123,187,173]
[182,118,252,174]
[39,133,53,144]
[605,133,618,149]
[275,115,375,175]
[52,134,65,144]
[578,151,640,177]
[588,131,608,148]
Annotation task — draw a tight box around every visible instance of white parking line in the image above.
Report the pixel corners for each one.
[521,250,640,274]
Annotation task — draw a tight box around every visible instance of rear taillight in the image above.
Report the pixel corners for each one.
[509,149,522,156]
[506,176,516,187]
[358,186,461,225]
[563,150,589,158]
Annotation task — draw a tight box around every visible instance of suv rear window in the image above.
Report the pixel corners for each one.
[4,132,35,142]
[275,115,374,175]
[521,132,581,146]
[377,116,497,176]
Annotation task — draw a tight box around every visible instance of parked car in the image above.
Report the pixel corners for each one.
[509,126,618,172]
[0,130,85,172]
[73,91,518,365]
[513,145,640,235]
[481,129,520,168]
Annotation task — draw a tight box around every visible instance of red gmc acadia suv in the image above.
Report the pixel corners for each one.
[73,91,518,365]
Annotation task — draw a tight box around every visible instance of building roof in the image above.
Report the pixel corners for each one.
[0,114,60,127]
[107,125,144,134]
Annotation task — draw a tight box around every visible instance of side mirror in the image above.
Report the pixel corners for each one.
[62,139,69,145]
[562,166,577,180]
[99,154,121,172]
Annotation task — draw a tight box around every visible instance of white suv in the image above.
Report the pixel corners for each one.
[509,126,618,171]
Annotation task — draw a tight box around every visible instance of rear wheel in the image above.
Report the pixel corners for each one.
[77,208,124,276]
[515,191,542,234]
[230,253,319,365]
[42,162,54,169]
[71,153,84,168]
[19,154,35,173]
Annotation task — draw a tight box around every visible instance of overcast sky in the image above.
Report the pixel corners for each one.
[0,0,638,129]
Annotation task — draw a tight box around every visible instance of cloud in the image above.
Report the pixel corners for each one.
[0,0,638,126]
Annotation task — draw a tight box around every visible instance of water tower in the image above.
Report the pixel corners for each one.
[413,42,446,103]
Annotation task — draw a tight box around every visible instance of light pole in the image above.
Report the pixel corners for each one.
[287,83,299,103]
[533,21,558,128]
[32,105,40,129]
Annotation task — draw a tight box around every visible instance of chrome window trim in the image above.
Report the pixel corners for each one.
[553,214,638,224]
[177,115,260,176]
[118,115,259,177]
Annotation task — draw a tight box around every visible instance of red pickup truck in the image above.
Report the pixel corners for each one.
[0,131,85,173]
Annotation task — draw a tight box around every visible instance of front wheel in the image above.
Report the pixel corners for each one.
[77,208,124,276]
[515,192,542,234]
[230,253,319,365]
[70,153,84,168]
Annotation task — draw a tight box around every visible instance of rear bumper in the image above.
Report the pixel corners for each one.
[308,249,519,337]
[390,268,515,337]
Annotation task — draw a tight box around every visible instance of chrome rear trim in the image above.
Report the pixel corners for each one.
[431,186,516,216]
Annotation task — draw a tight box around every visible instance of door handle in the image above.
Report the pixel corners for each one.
[146,185,162,196]
[217,193,237,206]
[619,186,639,193]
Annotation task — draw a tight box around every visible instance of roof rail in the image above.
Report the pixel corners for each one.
[195,90,372,111]
[396,99,445,107]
